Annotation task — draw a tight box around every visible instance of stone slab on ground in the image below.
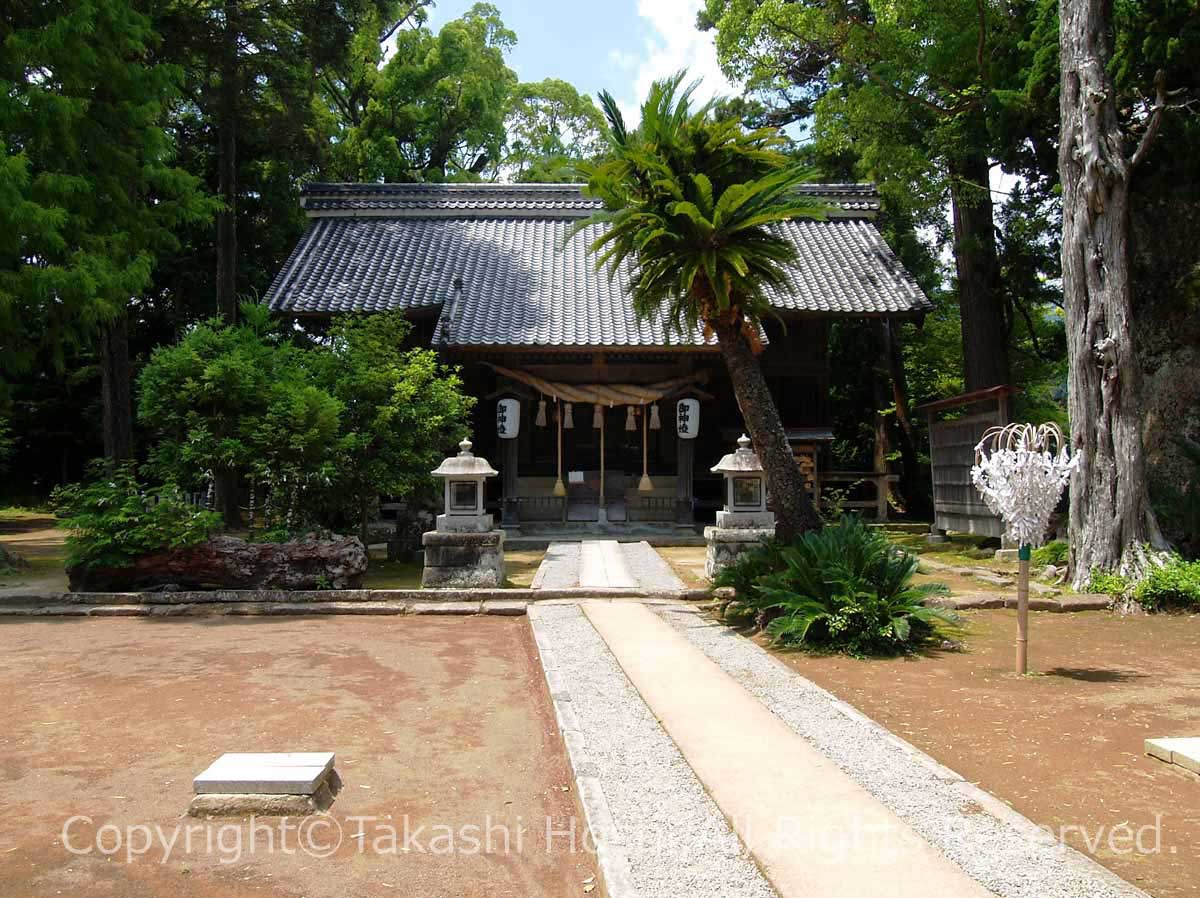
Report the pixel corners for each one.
[584,601,992,898]
[579,540,638,588]
[1145,737,1200,774]
[655,605,1151,898]
[187,782,338,816]
[193,752,335,795]
[929,592,1111,613]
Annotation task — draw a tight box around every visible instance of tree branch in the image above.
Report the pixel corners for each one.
[1130,69,1168,169]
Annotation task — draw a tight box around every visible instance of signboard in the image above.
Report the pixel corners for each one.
[496,398,520,439]
[676,399,699,440]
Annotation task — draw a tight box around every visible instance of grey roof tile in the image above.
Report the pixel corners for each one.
[265,183,930,347]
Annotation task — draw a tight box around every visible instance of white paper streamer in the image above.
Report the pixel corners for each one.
[970,423,1077,548]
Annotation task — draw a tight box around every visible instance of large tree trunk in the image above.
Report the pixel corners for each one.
[215,0,239,321]
[1059,0,1167,588]
[948,147,1009,392]
[99,310,133,464]
[712,318,822,541]
[213,467,241,530]
[880,319,925,515]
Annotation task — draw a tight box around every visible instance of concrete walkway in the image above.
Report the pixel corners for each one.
[579,540,638,588]
[531,540,685,591]
[582,601,992,898]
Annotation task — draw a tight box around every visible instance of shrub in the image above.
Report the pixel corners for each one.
[1031,540,1068,566]
[1087,570,1130,598]
[716,516,960,657]
[1133,558,1200,611]
[51,465,223,570]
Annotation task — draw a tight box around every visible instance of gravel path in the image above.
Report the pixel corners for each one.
[531,542,581,589]
[529,603,777,898]
[653,606,1150,898]
[619,542,685,592]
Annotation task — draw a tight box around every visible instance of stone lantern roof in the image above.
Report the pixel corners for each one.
[710,435,763,474]
[431,439,498,477]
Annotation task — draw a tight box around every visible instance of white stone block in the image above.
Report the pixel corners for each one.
[1146,737,1200,774]
[193,752,335,795]
[715,510,776,530]
[436,513,494,533]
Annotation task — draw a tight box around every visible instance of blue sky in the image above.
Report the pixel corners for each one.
[423,0,736,120]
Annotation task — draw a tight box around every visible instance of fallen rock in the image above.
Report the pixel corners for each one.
[67,535,367,592]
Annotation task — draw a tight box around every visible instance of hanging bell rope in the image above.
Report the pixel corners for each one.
[639,403,653,492]
[553,398,565,497]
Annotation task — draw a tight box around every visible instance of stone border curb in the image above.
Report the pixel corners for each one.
[927,592,1111,612]
[0,586,710,609]
[528,605,638,898]
[0,599,534,618]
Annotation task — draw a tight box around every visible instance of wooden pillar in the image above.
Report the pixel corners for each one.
[675,428,694,525]
[499,422,519,527]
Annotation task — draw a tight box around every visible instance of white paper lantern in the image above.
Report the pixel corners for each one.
[676,398,699,440]
[496,398,520,439]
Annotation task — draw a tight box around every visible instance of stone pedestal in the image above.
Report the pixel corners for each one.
[422,529,505,588]
[704,524,775,579]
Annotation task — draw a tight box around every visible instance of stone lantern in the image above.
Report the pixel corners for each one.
[422,439,505,587]
[431,439,497,531]
[704,434,777,579]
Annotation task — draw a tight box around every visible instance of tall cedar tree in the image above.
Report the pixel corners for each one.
[1058,0,1172,584]
[1,0,210,462]
[577,74,824,541]
[155,0,399,321]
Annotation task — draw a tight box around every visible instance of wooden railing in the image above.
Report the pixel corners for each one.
[816,471,899,521]
[516,495,566,522]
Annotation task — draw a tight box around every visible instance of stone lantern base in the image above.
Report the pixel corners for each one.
[421,529,505,588]
[704,517,776,580]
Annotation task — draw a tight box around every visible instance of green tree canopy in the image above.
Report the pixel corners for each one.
[311,312,474,538]
[498,78,606,181]
[0,0,210,374]
[328,3,517,181]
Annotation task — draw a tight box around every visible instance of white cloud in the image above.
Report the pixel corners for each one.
[617,0,738,123]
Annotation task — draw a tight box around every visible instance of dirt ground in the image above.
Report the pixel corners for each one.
[774,608,1200,898]
[0,513,69,594]
[503,549,545,588]
[0,615,598,898]
[655,545,708,587]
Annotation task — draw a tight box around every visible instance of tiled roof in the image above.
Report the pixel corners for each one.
[266,182,930,348]
[301,182,601,216]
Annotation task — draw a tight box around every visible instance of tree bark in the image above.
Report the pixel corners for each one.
[99,310,133,465]
[948,147,1009,392]
[215,0,239,321]
[712,318,822,541]
[1059,0,1167,588]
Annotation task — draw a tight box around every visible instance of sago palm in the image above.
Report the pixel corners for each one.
[575,72,825,539]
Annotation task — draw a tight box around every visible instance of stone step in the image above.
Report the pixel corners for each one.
[194,752,335,795]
